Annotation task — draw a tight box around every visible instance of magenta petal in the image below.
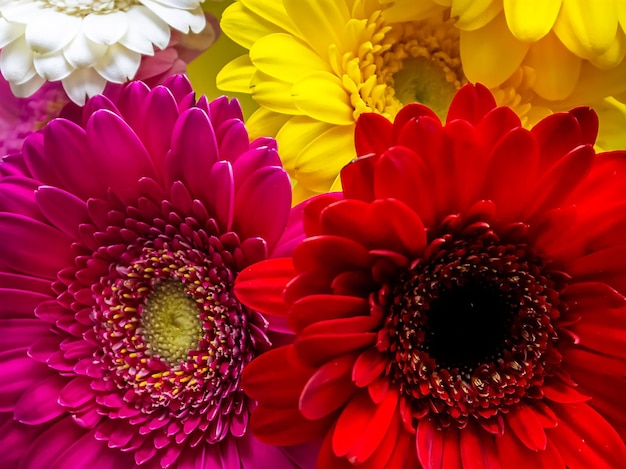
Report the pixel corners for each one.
[233,146,282,189]
[207,160,234,232]
[169,107,219,196]
[233,166,291,249]
[53,429,134,469]
[0,319,50,351]
[116,80,151,131]
[43,118,107,200]
[139,85,179,170]
[0,418,49,467]
[22,132,65,187]
[217,119,249,162]
[0,176,44,222]
[162,74,194,103]
[238,434,303,469]
[86,109,156,204]
[35,186,89,238]
[59,376,94,408]
[0,349,51,411]
[0,272,52,294]
[209,95,244,125]
[19,417,86,469]
[220,436,242,469]
[0,213,72,278]
[14,374,67,424]
[0,289,51,318]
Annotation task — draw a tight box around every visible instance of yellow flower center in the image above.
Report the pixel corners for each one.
[380,18,465,120]
[140,280,204,365]
[44,0,136,15]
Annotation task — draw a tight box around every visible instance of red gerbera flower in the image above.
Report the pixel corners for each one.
[0,76,313,468]
[236,84,626,468]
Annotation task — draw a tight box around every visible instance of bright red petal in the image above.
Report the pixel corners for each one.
[234,257,295,316]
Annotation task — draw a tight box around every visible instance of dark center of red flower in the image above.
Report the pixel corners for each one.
[381,223,564,429]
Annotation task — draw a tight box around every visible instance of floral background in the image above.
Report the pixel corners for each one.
[0,1,625,468]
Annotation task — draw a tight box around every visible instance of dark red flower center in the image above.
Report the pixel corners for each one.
[380,223,565,428]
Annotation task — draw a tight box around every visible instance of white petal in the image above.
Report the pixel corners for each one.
[62,68,106,105]
[139,0,205,33]
[25,10,81,54]
[0,35,35,83]
[83,11,129,45]
[64,31,107,68]
[0,1,42,24]
[121,5,170,51]
[34,50,74,80]
[0,17,24,48]
[10,73,45,97]
[147,0,201,10]
[94,43,141,82]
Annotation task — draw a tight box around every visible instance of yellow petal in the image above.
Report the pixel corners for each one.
[292,72,355,125]
[450,0,503,31]
[556,0,619,59]
[251,71,304,115]
[503,0,562,41]
[460,13,529,88]
[283,0,351,57]
[556,55,626,104]
[245,107,291,140]
[238,0,301,37]
[276,116,333,171]
[250,33,331,82]
[593,96,626,151]
[221,2,284,49]
[216,55,256,93]
[525,32,582,100]
[588,29,626,69]
[291,181,319,205]
[382,0,445,23]
[294,124,356,193]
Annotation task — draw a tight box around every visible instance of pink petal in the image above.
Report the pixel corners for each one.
[35,186,89,238]
[14,374,67,424]
[0,289,51,318]
[0,213,72,279]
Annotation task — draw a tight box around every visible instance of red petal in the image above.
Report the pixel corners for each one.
[250,402,334,446]
[506,403,547,451]
[355,112,394,157]
[392,103,439,140]
[496,428,564,469]
[367,199,427,257]
[242,345,312,407]
[477,106,522,150]
[524,144,594,220]
[531,112,582,173]
[296,332,377,366]
[459,421,500,469]
[484,127,538,220]
[373,145,436,228]
[340,154,378,201]
[561,346,626,375]
[565,244,626,295]
[299,353,357,420]
[542,378,590,404]
[234,258,295,316]
[549,402,626,469]
[293,235,371,273]
[416,418,445,469]
[300,315,379,337]
[289,295,369,334]
[347,389,400,464]
[568,106,598,146]
[302,193,343,237]
[446,83,496,126]
[353,348,387,387]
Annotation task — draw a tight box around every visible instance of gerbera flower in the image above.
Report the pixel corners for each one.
[236,84,626,468]
[216,0,626,202]
[0,75,313,469]
[0,0,208,104]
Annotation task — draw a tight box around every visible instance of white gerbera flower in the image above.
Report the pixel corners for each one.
[0,0,206,104]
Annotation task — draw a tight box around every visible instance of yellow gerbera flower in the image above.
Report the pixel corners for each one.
[216,0,626,202]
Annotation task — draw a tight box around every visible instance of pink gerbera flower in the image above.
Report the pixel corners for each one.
[236,84,626,468]
[0,75,312,468]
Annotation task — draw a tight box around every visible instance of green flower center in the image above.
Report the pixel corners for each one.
[141,280,204,365]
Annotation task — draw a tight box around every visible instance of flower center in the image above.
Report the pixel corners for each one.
[43,0,136,15]
[380,222,563,429]
[380,17,466,120]
[141,280,204,365]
